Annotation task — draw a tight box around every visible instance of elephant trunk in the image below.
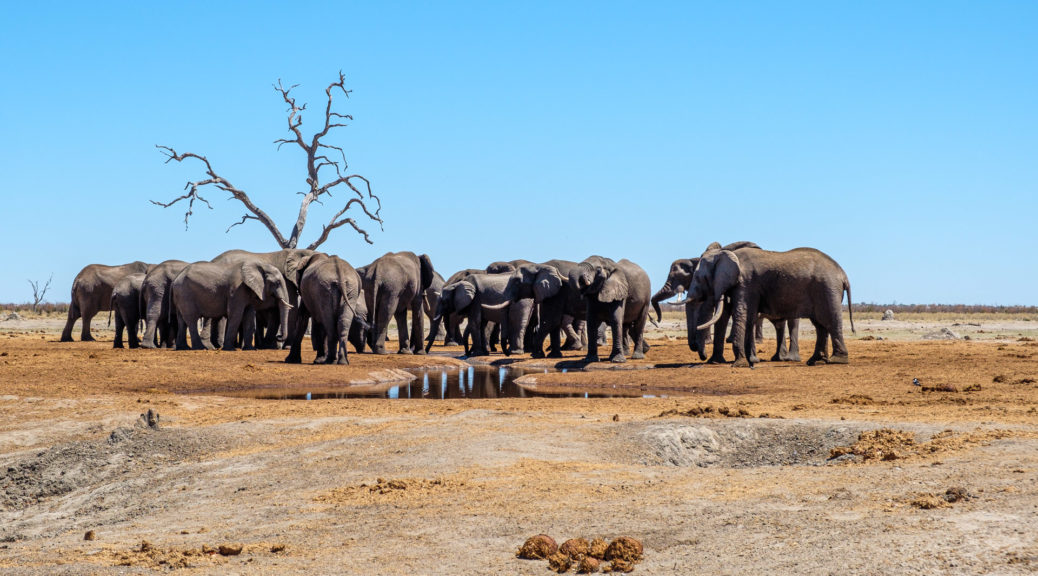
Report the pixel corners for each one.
[650,282,682,323]
[277,298,291,347]
[425,315,442,353]
[696,298,725,332]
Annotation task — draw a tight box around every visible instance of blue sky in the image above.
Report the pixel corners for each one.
[1,1,1036,305]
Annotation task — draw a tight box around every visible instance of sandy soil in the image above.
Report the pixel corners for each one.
[0,314,1036,574]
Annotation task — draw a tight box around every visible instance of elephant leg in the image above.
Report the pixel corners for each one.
[584,303,601,363]
[127,312,141,349]
[770,319,786,362]
[336,306,354,365]
[409,299,426,355]
[785,319,802,362]
[394,306,412,355]
[807,319,830,365]
[223,305,246,352]
[468,309,487,357]
[242,309,259,351]
[285,305,310,364]
[538,299,563,359]
[80,306,97,342]
[708,309,730,364]
[487,323,500,353]
[630,310,648,360]
[372,290,400,355]
[323,310,339,364]
[189,317,210,351]
[174,308,190,350]
[744,301,761,366]
[826,310,849,364]
[61,298,81,342]
[113,311,125,349]
[141,292,160,349]
[501,311,512,357]
[755,315,765,344]
[608,304,625,363]
[562,316,584,351]
[729,294,751,367]
[313,321,328,363]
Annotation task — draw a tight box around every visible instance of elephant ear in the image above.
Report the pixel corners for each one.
[703,242,723,254]
[452,281,476,312]
[534,267,564,302]
[419,254,435,292]
[242,262,266,302]
[711,250,742,301]
[286,251,319,289]
[598,268,628,303]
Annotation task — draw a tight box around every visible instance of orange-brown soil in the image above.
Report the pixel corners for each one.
[0,320,1036,574]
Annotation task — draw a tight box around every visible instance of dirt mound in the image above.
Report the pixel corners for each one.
[829,428,1019,462]
[0,419,218,512]
[640,420,863,468]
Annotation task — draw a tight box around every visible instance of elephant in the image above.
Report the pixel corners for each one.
[139,259,189,349]
[512,260,587,358]
[423,271,446,342]
[686,243,855,367]
[650,242,801,362]
[61,261,152,342]
[359,251,435,354]
[569,256,651,363]
[171,258,293,351]
[110,273,146,349]
[285,253,365,364]
[484,260,536,353]
[211,249,315,349]
[425,272,517,357]
[437,268,487,347]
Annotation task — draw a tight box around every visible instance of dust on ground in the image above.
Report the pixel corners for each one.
[0,313,1036,574]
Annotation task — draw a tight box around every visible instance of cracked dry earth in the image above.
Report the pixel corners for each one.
[0,318,1036,575]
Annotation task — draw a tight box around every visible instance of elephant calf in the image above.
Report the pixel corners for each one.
[285,253,365,365]
[111,273,146,349]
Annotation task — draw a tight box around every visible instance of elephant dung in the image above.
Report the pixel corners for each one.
[516,534,558,559]
[604,536,643,563]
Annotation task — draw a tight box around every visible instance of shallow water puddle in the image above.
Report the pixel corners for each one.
[225,365,685,400]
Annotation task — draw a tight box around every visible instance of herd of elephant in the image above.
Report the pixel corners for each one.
[60,242,854,368]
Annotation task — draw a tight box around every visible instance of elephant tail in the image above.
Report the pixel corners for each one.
[844,278,856,334]
[108,292,115,327]
[335,265,361,325]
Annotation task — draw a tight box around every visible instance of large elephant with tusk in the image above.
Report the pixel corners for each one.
[425,272,519,357]
[650,241,801,363]
[171,258,294,351]
[685,243,854,367]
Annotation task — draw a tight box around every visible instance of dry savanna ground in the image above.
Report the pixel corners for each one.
[0,311,1036,575]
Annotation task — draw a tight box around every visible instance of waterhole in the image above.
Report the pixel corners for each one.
[230,365,685,400]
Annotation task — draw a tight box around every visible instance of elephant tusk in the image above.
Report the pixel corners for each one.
[280,298,294,310]
[696,299,725,331]
[480,301,511,311]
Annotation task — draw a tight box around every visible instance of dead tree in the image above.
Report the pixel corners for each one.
[28,274,52,313]
[153,71,383,249]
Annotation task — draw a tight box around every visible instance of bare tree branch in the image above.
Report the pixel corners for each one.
[156,72,381,250]
[154,146,289,246]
